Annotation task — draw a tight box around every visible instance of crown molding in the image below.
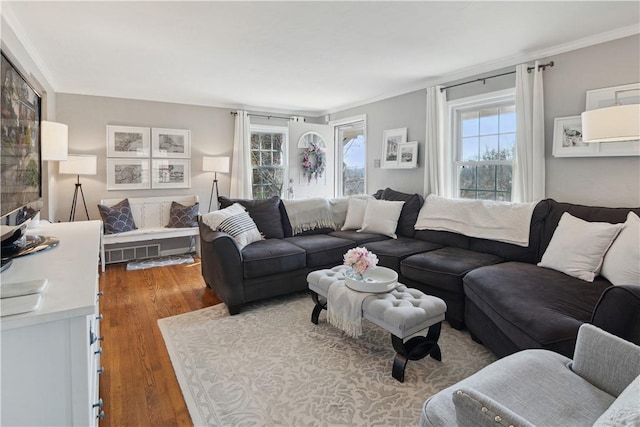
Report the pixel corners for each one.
[320,24,640,117]
[1,3,58,91]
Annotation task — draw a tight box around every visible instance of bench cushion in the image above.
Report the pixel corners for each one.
[167,201,199,228]
[98,198,137,234]
[285,235,355,267]
[242,239,306,279]
[364,237,442,271]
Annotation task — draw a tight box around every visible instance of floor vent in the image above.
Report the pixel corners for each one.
[105,244,161,264]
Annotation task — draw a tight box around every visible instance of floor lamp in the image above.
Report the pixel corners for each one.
[202,156,230,212]
[41,121,69,222]
[59,154,97,221]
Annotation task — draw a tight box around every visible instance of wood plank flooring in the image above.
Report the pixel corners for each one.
[98,257,221,427]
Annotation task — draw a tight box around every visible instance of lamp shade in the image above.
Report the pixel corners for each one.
[59,154,97,175]
[581,104,640,143]
[41,121,68,161]
[202,156,230,173]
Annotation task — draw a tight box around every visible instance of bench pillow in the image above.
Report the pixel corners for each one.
[166,201,199,228]
[219,195,284,239]
[98,198,137,235]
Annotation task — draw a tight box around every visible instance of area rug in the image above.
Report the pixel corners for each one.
[126,254,194,271]
[158,292,497,426]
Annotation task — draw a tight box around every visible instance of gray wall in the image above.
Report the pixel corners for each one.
[328,34,640,207]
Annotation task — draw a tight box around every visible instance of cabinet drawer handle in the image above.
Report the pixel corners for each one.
[97,366,105,375]
[97,291,104,297]
[93,398,103,409]
[97,410,105,420]
[96,314,104,321]
[94,347,103,355]
[90,332,97,345]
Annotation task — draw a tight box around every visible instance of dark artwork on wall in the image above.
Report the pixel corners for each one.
[0,51,42,219]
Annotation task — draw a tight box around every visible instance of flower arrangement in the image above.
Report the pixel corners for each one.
[301,142,326,183]
[343,247,378,278]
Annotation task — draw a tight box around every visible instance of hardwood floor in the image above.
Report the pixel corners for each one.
[98,257,221,427]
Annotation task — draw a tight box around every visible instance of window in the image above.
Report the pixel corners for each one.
[450,90,515,201]
[335,118,366,197]
[250,125,287,200]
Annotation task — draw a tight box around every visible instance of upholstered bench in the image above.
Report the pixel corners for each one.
[307,265,447,382]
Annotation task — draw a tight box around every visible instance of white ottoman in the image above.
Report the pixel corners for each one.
[307,265,447,382]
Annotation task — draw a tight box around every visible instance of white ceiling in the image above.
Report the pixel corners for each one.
[3,1,640,116]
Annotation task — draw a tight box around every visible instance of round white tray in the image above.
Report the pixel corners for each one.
[344,266,398,293]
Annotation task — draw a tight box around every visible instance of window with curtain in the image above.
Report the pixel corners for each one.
[250,124,287,199]
[449,89,516,201]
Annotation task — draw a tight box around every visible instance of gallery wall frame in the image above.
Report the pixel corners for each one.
[106,158,150,190]
[106,125,150,158]
[381,128,407,169]
[152,128,191,158]
[552,116,595,158]
[398,141,418,168]
[151,159,191,189]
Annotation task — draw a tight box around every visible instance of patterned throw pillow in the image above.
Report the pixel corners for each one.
[98,199,137,235]
[201,203,263,249]
[166,202,199,228]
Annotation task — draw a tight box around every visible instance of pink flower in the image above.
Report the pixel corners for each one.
[343,247,378,275]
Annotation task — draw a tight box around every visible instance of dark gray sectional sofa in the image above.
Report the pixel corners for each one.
[199,189,640,358]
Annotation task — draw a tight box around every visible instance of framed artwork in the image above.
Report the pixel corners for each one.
[381,128,407,168]
[106,125,150,157]
[106,158,150,190]
[552,116,596,158]
[398,141,418,168]
[151,159,191,189]
[586,82,640,111]
[152,128,191,158]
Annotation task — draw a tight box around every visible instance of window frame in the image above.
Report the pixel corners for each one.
[331,114,367,198]
[447,88,516,200]
[249,124,288,200]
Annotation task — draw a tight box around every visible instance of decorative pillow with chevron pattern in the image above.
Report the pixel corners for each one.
[98,198,137,235]
[166,201,199,228]
[201,203,263,249]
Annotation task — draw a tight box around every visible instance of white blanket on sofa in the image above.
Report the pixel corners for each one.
[414,195,537,247]
[283,198,336,234]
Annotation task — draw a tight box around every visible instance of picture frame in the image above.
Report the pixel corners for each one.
[152,128,191,158]
[381,128,407,168]
[106,158,150,190]
[151,159,191,189]
[585,82,640,111]
[552,116,596,158]
[106,125,150,157]
[398,141,418,168]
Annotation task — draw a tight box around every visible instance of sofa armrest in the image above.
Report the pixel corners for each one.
[591,285,640,346]
[452,386,535,427]
[571,324,640,397]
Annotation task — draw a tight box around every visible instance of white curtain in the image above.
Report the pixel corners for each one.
[424,85,451,197]
[229,110,252,199]
[513,61,545,202]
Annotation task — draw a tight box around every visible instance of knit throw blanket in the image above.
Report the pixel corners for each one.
[283,198,336,235]
[327,281,371,338]
[414,194,538,247]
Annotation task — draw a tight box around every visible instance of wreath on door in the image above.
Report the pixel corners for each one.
[301,142,326,183]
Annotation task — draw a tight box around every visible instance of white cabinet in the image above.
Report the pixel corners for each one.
[1,221,104,426]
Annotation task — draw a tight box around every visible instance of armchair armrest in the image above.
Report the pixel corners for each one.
[591,285,640,346]
[452,386,535,427]
[571,324,640,397]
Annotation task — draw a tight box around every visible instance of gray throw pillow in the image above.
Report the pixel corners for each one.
[218,196,284,239]
[166,201,199,228]
[98,199,137,235]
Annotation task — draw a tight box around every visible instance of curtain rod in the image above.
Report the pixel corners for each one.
[440,61,554,92]
[230,112,298,121]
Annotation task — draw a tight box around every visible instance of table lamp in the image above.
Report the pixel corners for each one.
[59,154,97,221]
[202,156,230,212]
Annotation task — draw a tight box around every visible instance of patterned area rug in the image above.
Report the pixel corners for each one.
[126,254,194,271]
[158,292,497,426]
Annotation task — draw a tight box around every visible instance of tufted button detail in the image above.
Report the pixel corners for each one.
[456,390,463,395]
[494,416,502,422]
[481,407,488,413]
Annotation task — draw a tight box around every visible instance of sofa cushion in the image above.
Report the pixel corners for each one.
[241,239,306,279]
[601,212,640,286]
[380,188,424,238]
[202,203,263,249]
[328,230,389,245]
[284,235,355,267]
[594,376,640,427]
[358,199,405,239]
[341,197,369,230]
[364,237,441,271]
[463,262,611,357]
[219,195,284,239]
[401,247,503,294]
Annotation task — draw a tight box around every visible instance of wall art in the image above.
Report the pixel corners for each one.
[106,158,150,190]
[151,159,191,189]
[381,128,407,168]
[152,128,191,158]
[106,125,150,157]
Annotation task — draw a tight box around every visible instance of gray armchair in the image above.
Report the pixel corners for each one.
[420,324,640,427]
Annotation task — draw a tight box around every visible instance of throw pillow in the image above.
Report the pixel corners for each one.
[201,203,262,249]
[166,201,199,228]
[381,187,424,238]
[218,195,284,239]
[358,199,405,239]
[98,199,137,235]
[341,197,369,230]
[601,211,640,286]
[538,212,623,282]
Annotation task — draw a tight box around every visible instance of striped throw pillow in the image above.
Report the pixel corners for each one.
[201,203,263,249]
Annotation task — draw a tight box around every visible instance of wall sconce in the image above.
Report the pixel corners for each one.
[582,89,640,143]
[202,156,230,212]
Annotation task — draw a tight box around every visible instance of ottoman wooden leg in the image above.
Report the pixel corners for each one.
[310,291,326,325]
[391,322,443,382]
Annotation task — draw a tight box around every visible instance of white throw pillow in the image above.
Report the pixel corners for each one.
[601,212,640,286]
[201,203,263,249]
[538,212,623,282]
[358,199,405,239]
[341,197,369,230]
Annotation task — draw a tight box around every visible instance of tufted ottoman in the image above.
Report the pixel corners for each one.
[307,265,447,382]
